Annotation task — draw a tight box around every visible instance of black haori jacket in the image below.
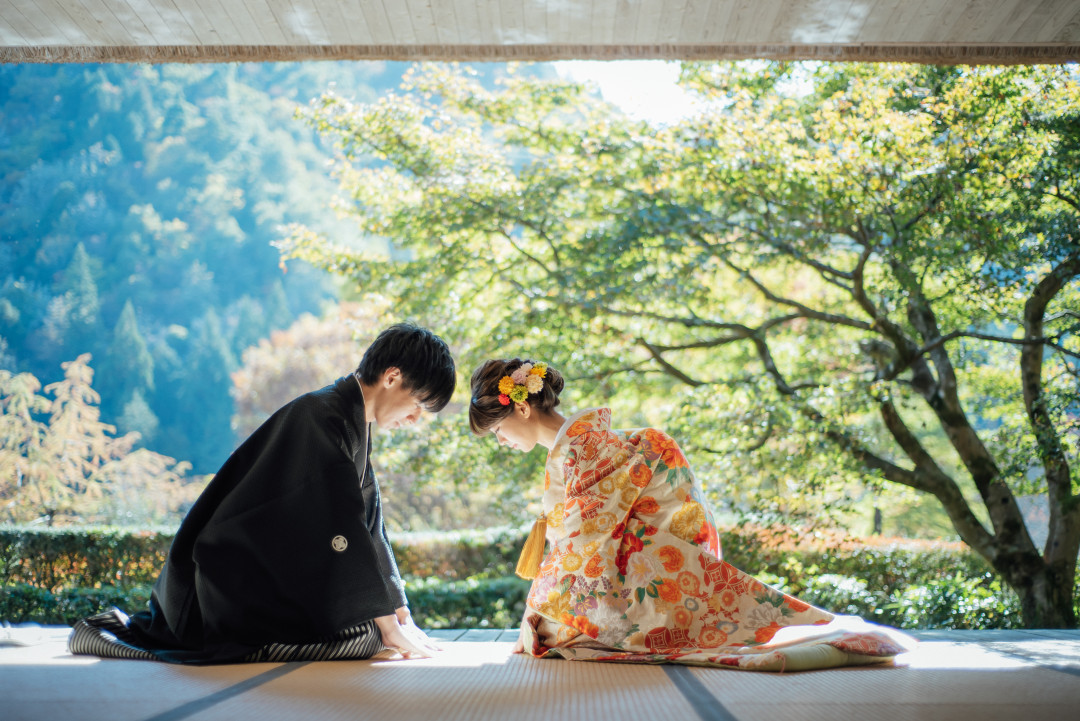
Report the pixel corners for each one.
[126,376,406,663]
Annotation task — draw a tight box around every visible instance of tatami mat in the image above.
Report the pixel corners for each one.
[2,627,1079,721]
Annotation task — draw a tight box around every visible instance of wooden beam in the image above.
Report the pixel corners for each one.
[2,41,1075,64]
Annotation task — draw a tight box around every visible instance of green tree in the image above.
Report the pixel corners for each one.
[0,61,398,473]
[101,299,155,419]
[228,295,270,359]
[178,309,237,470]
[265,280,294,332]
[117,388,160,442]
[45,243,102,358]
[286,63,1080,627]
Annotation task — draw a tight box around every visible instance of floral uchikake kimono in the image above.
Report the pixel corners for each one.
[520,408,913,672]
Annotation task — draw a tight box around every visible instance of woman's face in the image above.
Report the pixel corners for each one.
[491,402,537,452]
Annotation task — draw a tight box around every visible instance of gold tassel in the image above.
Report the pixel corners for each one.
[515,513,548,580]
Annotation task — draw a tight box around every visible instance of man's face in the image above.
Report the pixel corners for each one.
[371,368,425,429]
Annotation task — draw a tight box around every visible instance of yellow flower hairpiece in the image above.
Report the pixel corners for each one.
[498,362,547,406]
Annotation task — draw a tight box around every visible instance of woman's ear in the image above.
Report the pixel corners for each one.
[515,401,532,420]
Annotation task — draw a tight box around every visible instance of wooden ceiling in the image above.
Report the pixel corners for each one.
[1,0,1078,64]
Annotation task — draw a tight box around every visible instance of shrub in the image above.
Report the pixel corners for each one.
[0,527,171,592]
[0,583,152,626]
[0,524,1061,629]
[0,576,530,630]
[0,525,523,591]
[390,527,524,580]
[888,573,1023,629]
[407,575,531,629]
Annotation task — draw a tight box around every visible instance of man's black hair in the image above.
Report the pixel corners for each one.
[356,323,456,412]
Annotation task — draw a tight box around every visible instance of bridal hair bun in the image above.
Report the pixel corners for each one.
[468,358,564,435]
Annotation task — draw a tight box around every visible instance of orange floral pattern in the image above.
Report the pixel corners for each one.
[657,545,683,572]
[521,408,913,671]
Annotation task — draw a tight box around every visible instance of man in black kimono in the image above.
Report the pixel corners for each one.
[69,323,455,663]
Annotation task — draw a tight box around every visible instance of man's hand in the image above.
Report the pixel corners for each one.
[374,607,442,659]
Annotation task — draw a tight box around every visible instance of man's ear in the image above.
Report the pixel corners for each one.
[382,367,402,388]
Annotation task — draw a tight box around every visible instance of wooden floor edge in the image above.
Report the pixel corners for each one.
[1,43,1078,65]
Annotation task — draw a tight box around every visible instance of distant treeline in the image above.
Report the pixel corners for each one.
[0,62,409,472]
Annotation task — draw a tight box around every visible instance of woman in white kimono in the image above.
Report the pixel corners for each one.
[469,358,914,672]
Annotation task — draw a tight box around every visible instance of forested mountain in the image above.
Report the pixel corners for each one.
[0,62,407,472]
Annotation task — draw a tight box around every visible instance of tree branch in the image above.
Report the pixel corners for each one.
[884,330,1080,381]
[748,309,1002,557]
[637,338,706,387]
[849,243,945,404]
[1022,250,1080,564]
[497,229,553,277]
[1046,189,1080,213]
[850,242,880,320]
[714,217,855,281]
[899,189,947,234]
[643,314,802,353]
[1045,310,1080,325]
[697,414,775,454]
[896,270,1032,547]
[723,258,874,332]
[876,397,996,555]
[590,304,753,330]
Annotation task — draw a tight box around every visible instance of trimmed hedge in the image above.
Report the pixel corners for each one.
[0,525,530,629]
[1,583,153,626]
[0,577,530,630]
[0,527,172,592]
[0,525,1053,629]
[0,526,523,592]
[715,528,997,600]
[407,575,531,629]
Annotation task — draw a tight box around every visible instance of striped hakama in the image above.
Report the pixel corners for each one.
[69,608,385,663]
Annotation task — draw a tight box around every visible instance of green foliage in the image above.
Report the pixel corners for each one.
[101,300,154,424]
[0,525,521,591]
[391,527,525,578]
[788,573,1024,629]
[744,541,1038,629]
[0,525,535,627]
[0,583,153,626]
[407,575,531,629]
[2,525,1052,630]
[0,527,172,591]
[886,574,1023,630]
[285,61,1080,625]
[0,62,412,474]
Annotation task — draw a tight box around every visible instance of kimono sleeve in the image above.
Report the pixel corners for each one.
[362,464,408,609]
[187,407,402,646]
[529,429,650,613]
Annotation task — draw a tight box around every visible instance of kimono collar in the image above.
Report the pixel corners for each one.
[550,407,611,448]
[333,374,370,462]
[544,407,613,478]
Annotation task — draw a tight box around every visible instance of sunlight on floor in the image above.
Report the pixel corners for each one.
[371,641,515,669]
[899,641,1030,671]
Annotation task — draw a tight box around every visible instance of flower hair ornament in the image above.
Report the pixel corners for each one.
[498,362,547,406]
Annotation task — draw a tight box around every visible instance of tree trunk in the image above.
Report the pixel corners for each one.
[1001,560,1077,628]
